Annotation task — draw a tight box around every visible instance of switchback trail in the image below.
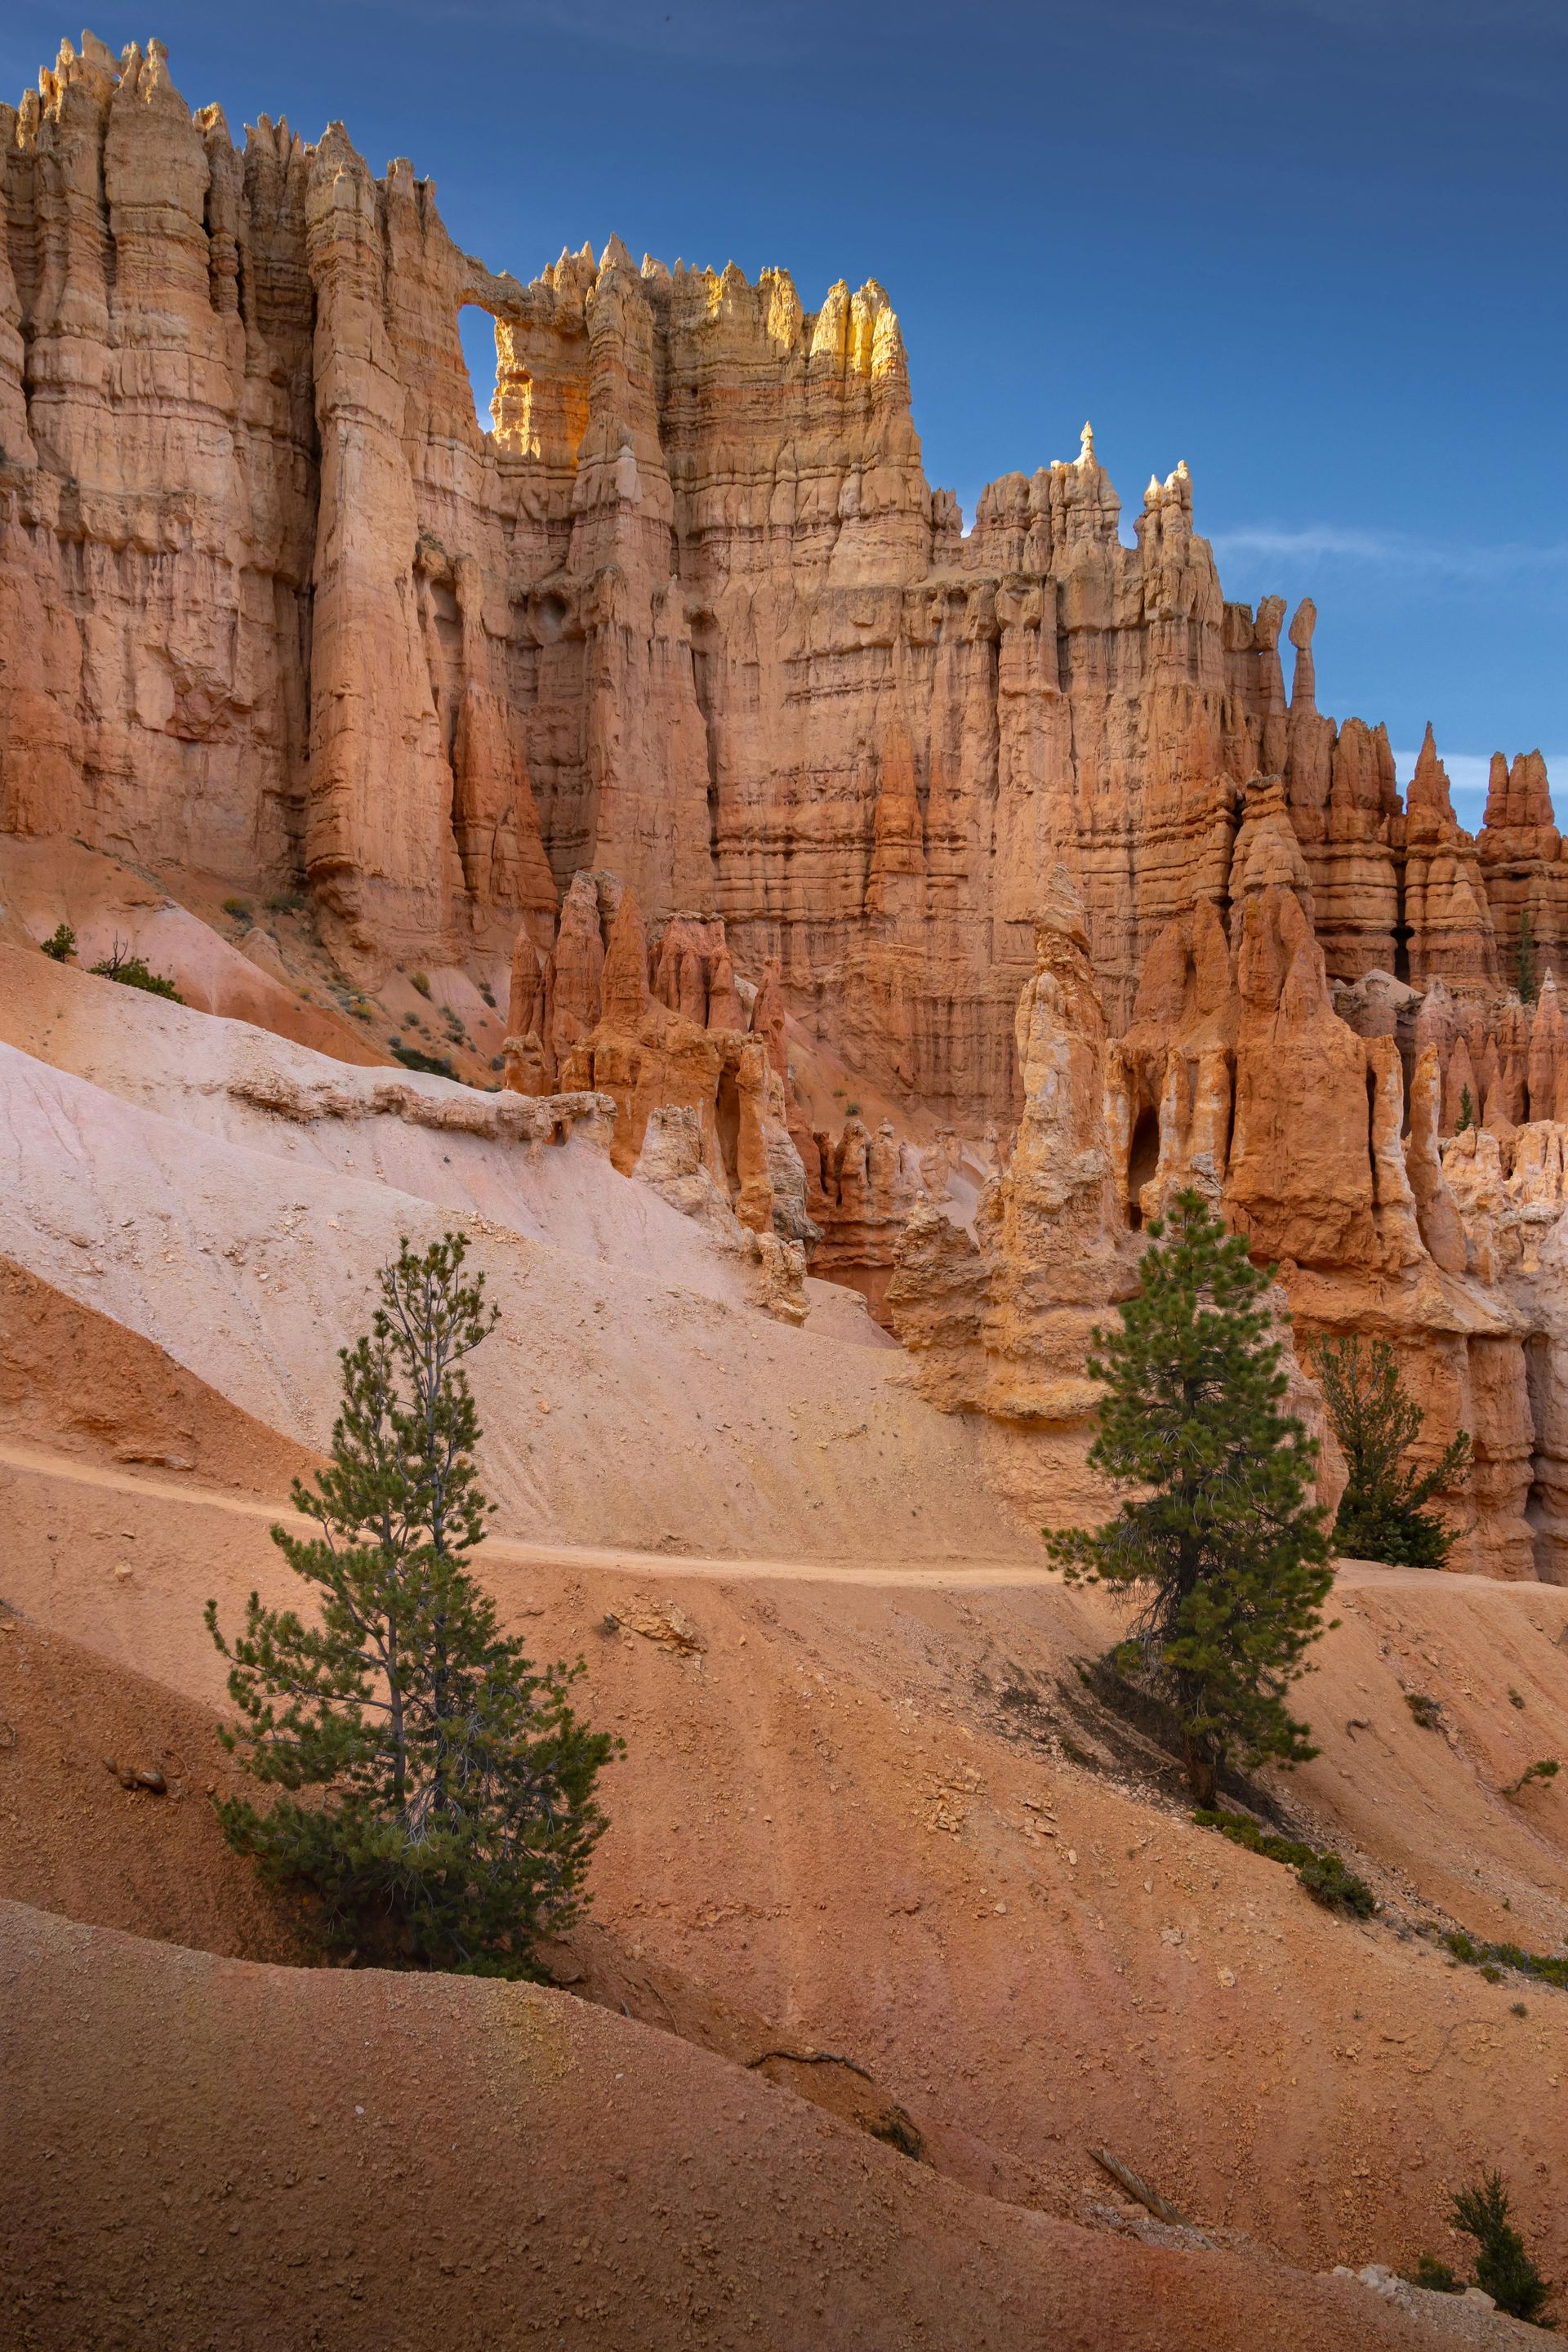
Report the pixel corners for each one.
[0,1433,1555,1601]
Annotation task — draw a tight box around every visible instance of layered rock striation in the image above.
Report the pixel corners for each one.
[890,817,1556,1576]
[7,33,1562,1102]
[4,32,1567,1574]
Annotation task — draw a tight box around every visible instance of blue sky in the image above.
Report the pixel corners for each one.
[5,2,1564,803]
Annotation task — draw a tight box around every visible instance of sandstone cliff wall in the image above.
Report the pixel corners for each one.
[6,33,1568,1577]
[7,34,1563,1125]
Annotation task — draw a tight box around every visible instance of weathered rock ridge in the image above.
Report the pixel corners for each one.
[3,31,1567,1576]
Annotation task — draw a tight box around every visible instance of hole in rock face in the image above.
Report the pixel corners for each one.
[458,305,501,429]
[533,592,569,644]
[1127,1106,1160,1229]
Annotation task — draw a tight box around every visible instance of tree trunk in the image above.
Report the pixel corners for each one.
[1183,1734,1218,1807]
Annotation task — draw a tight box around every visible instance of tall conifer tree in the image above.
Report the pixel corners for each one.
[207,1232,615,1976]
[1049,1191,1333,1802]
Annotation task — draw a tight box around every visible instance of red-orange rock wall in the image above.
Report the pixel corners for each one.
[7,35,1568,1580]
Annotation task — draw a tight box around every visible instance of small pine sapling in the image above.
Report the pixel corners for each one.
[1456,1087,1476,1134]
[1450,2172,1553,2324]
[40,922,75,962]
[88,937,183,1001]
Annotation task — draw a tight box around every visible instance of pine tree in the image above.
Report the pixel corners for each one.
[1311,1333,1471,1568]
[1450,2172,1553,2323]
[1457,1086,1476,1134]
[1517,910,1540,1004]
[1049,1191,1333,1804]
[207,1232,617,1976]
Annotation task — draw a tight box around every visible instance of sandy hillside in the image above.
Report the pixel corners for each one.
[0,962,1041,1561]
[0,1257,321,1490]
[4,925,1568,2349]
[0,1610,310,1965]
[0,839,390,1066]
[4,1427,1567,2293]
[1,1894,1492,2352]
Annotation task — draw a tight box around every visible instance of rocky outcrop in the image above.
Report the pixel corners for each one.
[502,872,816,1253]
[889,829,1544,1574]
[1479,750,1564,981]
[887,871,1136,1428]
[806,1116,924,1322]
[630,1100,809,1324]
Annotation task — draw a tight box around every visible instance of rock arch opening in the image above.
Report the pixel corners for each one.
[458,305,502,432]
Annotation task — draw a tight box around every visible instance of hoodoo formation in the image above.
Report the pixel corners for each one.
[3,32,1568,2352]
[3,34,1566,1578]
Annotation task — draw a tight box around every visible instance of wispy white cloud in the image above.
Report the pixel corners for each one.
[1209,525,1568,581]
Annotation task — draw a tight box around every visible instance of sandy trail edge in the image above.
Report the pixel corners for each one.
[0,1432,1522,1595]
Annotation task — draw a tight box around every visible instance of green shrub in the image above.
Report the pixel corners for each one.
[410,971,432,999]
[390,1042,457,1078]
[221,896,252,921]
[1404,2255,1461,2294]
[1296,1851,1377,1918]
[1442,1927,1568,1992]
[89,941,183,1001]
[1195,1808,1375,1918]
[40,922,75,962]
[207,1233,617,1976]
[1406,1691,1443,1730]
[1195,1806,1314,1867]
[1312,1334,1471,1567]
[1503,1757,1560,1797]
[1451,2172,1553,2323]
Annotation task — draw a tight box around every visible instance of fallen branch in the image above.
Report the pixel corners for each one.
[1089,2145,1195,2229]
[746,2047,876,2083]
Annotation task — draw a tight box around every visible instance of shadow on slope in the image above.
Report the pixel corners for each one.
[0,1895,1450,2352]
